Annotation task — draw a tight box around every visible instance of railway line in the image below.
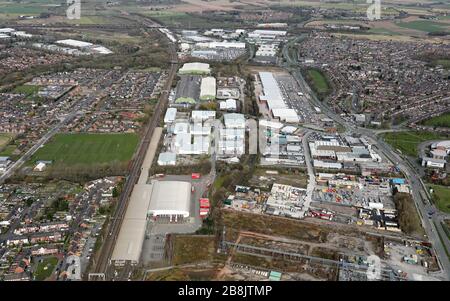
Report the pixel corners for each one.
[92,26,178,279]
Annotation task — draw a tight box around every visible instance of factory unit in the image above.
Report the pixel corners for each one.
[218,113,246,157]
[258,72,300,123]
[178,62,211,75]
[147,181,192,221]
[164,108,177,124]
[200,77,217,101]
[157,152,177,166]
[191,110,216,121]
[111,180,192,266]
[219,99,237,111]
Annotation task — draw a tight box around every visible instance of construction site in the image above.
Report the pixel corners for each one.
[142,207,441,281]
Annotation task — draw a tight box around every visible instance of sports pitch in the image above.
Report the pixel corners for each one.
[30,133,139,166]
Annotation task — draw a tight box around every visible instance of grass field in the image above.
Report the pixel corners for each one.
[434,59,450,69]
[397,20,449,33]
[30,133,139,166]
[0,145,16,157]
[307,69,330,95]
[13,85,40,96]
[34,256,58,281]
[421,112,450,128]
[429,184,450,214]
[0,133,13,150]
[382,131,448,157]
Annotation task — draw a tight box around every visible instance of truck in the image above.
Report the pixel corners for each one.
[199,198,210,208]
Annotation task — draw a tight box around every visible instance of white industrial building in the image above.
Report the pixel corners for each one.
[431,140,450,154]
[55,39,112,54]
[148,181,191,221]
[272,108,300,123]
[224,113,245,129]
[200,77,216,101]
[111,180,192,266]
[259,72,299,123]
[0,28,15,33]
[164,108,177,124]
[255,44,278,57]
[157,152,177,166]
[219,99,237,111]
[111,184,153,266]
[56,39,94,48]
[173,122,190,135]
[314,160,343,170]
[218,114,246,156]
[178,62,211,75]
[192,110,216,121]
[195,41,246,49]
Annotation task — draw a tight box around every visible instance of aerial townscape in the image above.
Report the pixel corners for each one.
[0,0,449,286]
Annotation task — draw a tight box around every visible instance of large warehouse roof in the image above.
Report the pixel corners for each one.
[200,77,216,100]
[272,108,299,123]
[56,39,93,48]
[111,184,153,264]
[148,181,191,218]
[259,72,286,110]
[179,62,211,74]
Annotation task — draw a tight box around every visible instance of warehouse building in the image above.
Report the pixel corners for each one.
[148,181,192,222]
[164,108,177,124]
[111,184,153,266]
[178,62,211,75]
[192,110,216,121]
[200,77,216,101]
[157,152,177,166]
[219,99,237,111]
[259,72,300,123]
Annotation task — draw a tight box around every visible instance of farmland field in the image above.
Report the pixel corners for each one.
[396,20,449,33]
[382,131,449,157]
[420,112,450,128]
[30,133,139,166]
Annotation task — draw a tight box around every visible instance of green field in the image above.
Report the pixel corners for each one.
[0,133,13,149]
[382,131,448,157]
[421,112,450,128]
[13,85,40,96]
[397,20,449,33]
[0,3,54,14]
[34,256,58,281]
[434,59,450,69]
[0,145,16,157]
[30,133,139,166]
[429,185,450,214]
[306,69,330,97]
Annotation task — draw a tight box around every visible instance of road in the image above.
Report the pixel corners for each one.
[282,40,450,279]
[300,131,316,217]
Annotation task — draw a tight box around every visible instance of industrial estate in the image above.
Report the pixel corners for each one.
[0,0,449,284]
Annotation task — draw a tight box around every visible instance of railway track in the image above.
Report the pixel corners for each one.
[93,38,178,279]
